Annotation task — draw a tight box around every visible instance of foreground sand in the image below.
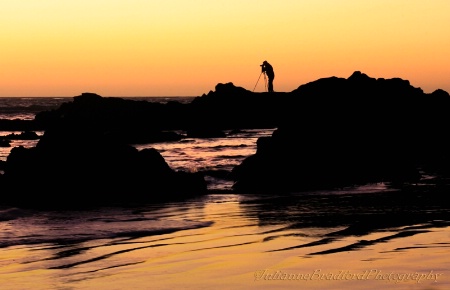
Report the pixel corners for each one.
[1,192,449,290]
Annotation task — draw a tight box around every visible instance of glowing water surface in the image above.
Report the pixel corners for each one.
[0,191,449,290]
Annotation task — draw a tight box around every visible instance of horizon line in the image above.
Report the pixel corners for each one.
[0,95,200,98]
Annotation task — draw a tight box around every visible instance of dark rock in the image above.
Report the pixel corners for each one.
[2,71,450,199]
[0,120,207,207]
[186,82,283,130]
[186,127,226,138]
[3,131,40,140]
[0,139,11,147]
[0,119,39,131]
[231,71,450,193]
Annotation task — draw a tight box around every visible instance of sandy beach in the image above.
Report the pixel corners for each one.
[1,191,449,290]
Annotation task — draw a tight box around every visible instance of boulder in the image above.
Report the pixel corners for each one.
[0,118,207,208]
[231,71,450,192]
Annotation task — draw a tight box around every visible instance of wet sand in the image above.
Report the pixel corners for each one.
[1,190,449,290]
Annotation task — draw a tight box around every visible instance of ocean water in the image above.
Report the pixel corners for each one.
[0,97,449,289]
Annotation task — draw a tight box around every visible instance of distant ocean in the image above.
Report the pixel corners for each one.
[0,96,196,120]
[0,96,449,290]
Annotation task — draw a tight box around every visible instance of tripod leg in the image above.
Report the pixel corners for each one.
[253,72,263,92]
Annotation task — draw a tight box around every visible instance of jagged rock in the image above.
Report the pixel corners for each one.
[2,71,450,199]
[3,131,40,140]
[0,139,11,147]
[231,71,450,192]
[186,127,226,138]
[0,119,207,208]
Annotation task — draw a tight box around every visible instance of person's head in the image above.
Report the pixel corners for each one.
[263,60,268,65]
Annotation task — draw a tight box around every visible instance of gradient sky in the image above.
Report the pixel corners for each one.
[1,1,449,97]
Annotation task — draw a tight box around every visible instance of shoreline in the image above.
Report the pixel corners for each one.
[0,190,448,290]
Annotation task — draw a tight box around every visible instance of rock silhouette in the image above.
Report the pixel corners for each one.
[231,71,450,192]
[0,96,207,208]
[1,71,450,205]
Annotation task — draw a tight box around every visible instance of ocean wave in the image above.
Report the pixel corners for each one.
[0,208,214,249]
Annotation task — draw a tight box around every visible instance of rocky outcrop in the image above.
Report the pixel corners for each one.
[31,88,284,135]
[2,71,450,200]
[3,131,40,140]
[0,113,207,208]
[0,119,39,131]
[186,82,284,130]
[33,93,190,142]
[231,71,450,192]
[0,139,10,147]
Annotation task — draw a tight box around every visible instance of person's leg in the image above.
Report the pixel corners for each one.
[268,78,274,92]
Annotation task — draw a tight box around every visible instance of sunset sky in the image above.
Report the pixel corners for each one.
[1,0,449,97]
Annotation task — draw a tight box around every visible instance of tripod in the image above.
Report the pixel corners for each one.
[253,71,268,92]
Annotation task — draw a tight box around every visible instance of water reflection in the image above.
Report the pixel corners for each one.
[1,188,450,289]
[237,184,450,256]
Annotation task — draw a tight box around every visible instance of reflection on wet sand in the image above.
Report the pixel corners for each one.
[0,187,449,289]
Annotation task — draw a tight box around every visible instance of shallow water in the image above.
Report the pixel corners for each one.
[135,128,276,190]
[1,97,450,289]
[1,188,449,289]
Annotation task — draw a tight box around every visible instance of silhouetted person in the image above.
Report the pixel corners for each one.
[261,61,275,92]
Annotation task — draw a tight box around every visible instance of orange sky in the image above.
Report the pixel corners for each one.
[1,1,449,97]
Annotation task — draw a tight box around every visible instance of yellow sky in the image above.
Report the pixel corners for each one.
[1,0,449,97]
